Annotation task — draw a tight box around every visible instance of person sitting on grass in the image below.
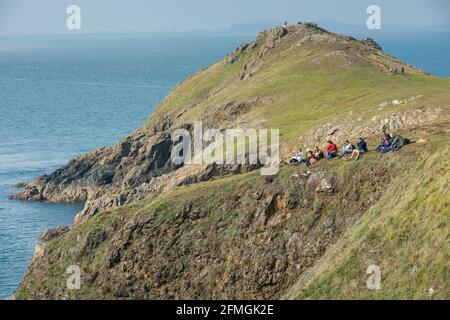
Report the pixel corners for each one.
[351,138,368,160]
[289,148,307,164]
[326,140,338,160]
[376,137,391,153]
[313,146,324,161]
[305,151,315,166]
[390,133,412,151]
[338,140,355,158]
[382,128,393,144]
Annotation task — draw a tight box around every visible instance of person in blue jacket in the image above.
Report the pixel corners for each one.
[351,138,368,160]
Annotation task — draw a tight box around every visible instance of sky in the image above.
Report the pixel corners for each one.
[0,0,449,34]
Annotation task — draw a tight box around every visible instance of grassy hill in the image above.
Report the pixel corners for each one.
[147,23,449,148]
[14,23,450,299]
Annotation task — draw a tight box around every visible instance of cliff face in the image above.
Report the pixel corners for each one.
[13,23,450,299]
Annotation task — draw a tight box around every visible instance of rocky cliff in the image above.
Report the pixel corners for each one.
[13,23,450,299]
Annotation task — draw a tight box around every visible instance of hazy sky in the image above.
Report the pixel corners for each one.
[0,0,449,34]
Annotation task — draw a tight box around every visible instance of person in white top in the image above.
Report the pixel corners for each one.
[290,148,306,164]
[338,140,354,158]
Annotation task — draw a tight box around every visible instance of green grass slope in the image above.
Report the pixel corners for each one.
[288,135,449,299]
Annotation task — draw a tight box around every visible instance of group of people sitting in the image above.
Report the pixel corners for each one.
[376,131,411,153]
[290,130,411,167]
[289,138,368,166]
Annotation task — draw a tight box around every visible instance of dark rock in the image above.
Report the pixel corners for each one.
[13,182,27,188]
[107,249,121,268]
[87,169,115,186]
[114,281,129,298]
[38,226,70,242]
[364,37,382,51]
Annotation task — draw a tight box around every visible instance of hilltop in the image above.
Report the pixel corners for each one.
[13,23,450,299]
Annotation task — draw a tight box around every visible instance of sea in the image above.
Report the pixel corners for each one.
[0,30,448,299]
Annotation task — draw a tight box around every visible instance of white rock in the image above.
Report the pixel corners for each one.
[32,243,45,261]
[320,178,332,191]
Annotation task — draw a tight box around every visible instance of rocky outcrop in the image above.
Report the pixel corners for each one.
[240,26,288,80]
[10,109,179,217]
[200,99,260,127]
[38,226,70,242]
[296,105,449,149]
[13,182,27,188]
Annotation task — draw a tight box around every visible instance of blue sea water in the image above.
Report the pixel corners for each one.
[368,32,450,77]
[0,31,448,299]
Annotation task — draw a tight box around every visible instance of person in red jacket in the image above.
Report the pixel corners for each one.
[326,140,338,160]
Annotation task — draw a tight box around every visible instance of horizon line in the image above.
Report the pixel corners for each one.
[1,20,450,37]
